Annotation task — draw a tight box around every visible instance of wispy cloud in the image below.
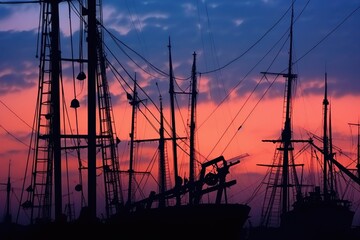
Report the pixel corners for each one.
[0,5,39,32]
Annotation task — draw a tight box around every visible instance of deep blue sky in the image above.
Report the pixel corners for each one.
[1,1,359,102]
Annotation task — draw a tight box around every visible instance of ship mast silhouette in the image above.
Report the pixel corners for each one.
[20,0,122,223]
[259,1,309,226]
[258,2,360,229]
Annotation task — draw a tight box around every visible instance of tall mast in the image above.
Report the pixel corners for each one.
[21,0,121,224]
[168,37,180,205]
[158,86,166,208]
[27,0,62,223]
[189,52,197,205]
[311,87,360,187]
[50,0,62,222]
[279,1,295,214]
[127,78,138,206]
[260,2,309,225]
[322,72,330,200]
[87,0,97,222]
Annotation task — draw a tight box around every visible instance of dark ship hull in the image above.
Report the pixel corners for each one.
[108,204,251,239]
[279,209,355,240]
[281,200,354,238]
[281,200,354,233]
[0,203,250,240]
[249,190,355,240]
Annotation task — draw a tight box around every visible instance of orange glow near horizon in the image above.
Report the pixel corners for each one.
[0,70,359,226]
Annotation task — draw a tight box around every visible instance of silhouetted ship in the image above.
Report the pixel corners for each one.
[250,2,359,240]
[250,2,360,240]
[277,74,356,239]
[0,0,250,239]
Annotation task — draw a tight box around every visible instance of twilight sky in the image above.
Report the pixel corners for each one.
[0,0,360,226]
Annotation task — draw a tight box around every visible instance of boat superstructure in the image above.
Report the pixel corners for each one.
[254,2,358,239]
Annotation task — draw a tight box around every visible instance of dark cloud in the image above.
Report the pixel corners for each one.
[0,30,38,94]
[1,1,359,104]
[0,72,35,94]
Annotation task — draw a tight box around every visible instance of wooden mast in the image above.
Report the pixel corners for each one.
[189,52,197,205]
[127,78,138,206]
[261,2,297,217]
[260,2,311,225]
[280,1,295,215]
[87,0,97,221]
[50,0,62,222]
[168,37,181,205]
[322,72,329,200]
[158,86,166,208]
